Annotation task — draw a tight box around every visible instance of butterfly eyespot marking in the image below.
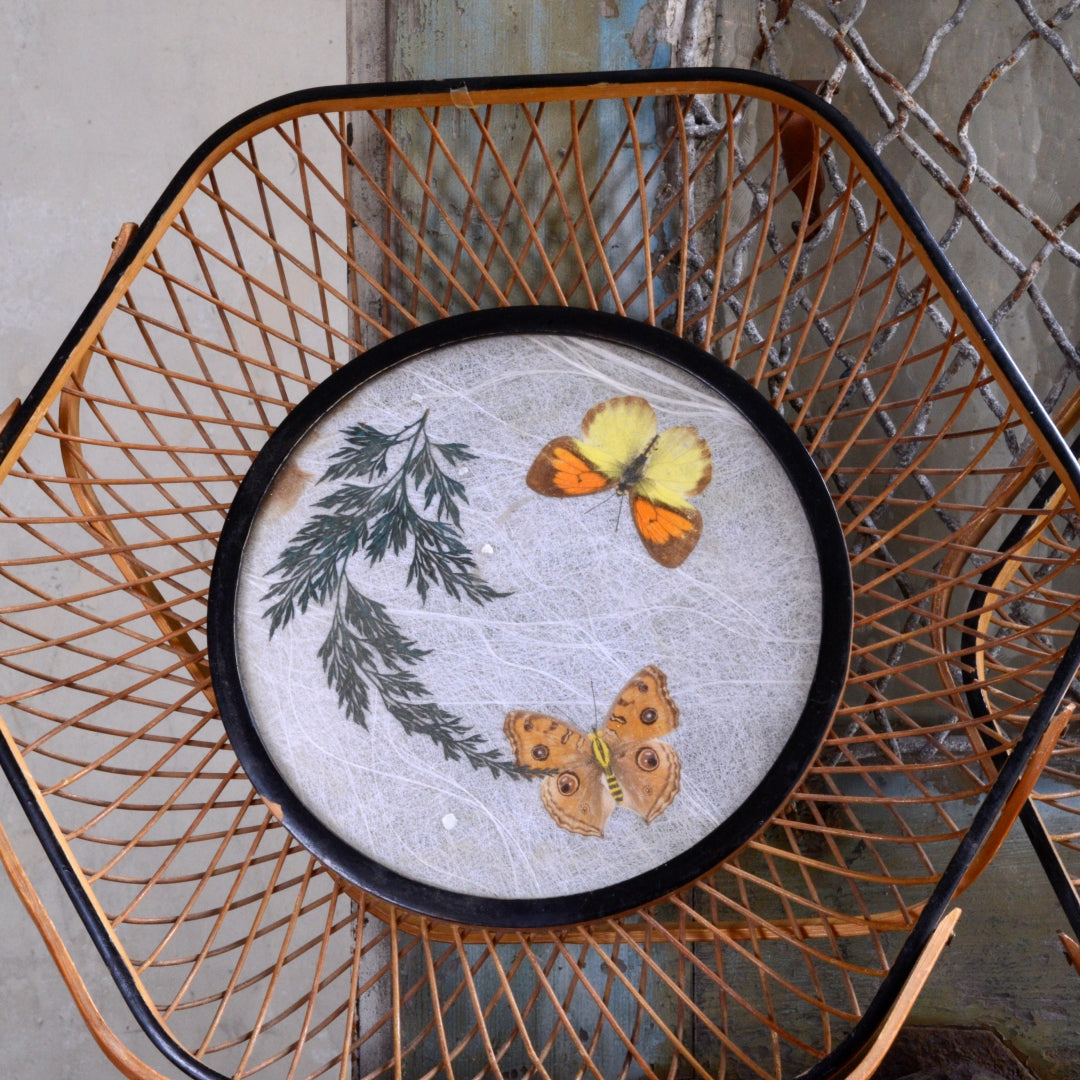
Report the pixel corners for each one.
[558,772,580,795]
[636,747,660,771]
[504,666,681,837]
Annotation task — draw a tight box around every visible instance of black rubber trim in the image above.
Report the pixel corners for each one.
[0,734,232,1080]
[5,66,1080,511]
[799,621,1080,1080]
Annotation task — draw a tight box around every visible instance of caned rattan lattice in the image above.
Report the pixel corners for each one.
[2,70,1080,1080]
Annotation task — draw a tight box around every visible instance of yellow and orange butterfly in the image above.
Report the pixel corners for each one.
[526,395,713,568]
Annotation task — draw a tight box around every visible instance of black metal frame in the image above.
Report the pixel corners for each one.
[0,68,1077,1080]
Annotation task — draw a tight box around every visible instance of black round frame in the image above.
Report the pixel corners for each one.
[208,305,853,928]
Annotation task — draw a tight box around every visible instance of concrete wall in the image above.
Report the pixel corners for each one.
[0,5,343,1076]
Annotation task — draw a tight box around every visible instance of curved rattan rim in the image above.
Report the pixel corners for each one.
[802,624,1080,1079]
[207,305,854,928]
[958,435,1080,938]
[0,68,1078,1080]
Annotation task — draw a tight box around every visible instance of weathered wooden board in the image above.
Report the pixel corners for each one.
[339,4,1080,1076]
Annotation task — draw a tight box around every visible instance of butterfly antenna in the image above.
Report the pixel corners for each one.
[582,488,618,517]
[590,679,599,734]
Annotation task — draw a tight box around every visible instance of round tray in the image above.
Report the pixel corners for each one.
[208,307,851,927]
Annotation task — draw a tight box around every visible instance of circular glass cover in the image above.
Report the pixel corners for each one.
[209,308,851,927]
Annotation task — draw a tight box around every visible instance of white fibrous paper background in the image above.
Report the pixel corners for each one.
[234,333,824,901]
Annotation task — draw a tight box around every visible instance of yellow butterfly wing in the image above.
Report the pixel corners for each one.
[575,396,657,479]
[526,395,713,568]
[634,424,713,512]
[628,498,700,567]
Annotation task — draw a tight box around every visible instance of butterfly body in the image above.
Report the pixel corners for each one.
[613,434,659,496]
[587,730,624,804]
[526,396,712,567]
[504,666,681,838]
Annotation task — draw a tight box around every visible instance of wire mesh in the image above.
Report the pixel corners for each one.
[1,72,1079,1079]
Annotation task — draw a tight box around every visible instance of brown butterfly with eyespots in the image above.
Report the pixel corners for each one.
[504,666,681,838]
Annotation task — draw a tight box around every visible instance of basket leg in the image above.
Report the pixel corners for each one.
[0,815,171,1080]
[840,907,963,1080]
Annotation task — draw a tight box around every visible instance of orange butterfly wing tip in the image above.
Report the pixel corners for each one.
[631,497,702,568]
[526,436,612,497]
